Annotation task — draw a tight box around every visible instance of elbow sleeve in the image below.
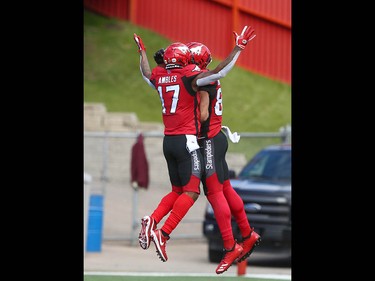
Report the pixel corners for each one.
[196,51,241,86]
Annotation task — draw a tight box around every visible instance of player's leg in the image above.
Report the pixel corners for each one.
[151,135,202,262]
[221,134,261,261]
[202,133,242,274]
[138,137,181,250]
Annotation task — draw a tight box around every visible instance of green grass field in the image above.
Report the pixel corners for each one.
[84,9,291,133]
[83,275,288,281]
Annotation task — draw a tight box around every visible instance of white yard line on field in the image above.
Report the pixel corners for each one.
[83,271,292,280]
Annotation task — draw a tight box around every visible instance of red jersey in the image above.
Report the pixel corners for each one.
[198,80,223,139]
[150,64,202,136]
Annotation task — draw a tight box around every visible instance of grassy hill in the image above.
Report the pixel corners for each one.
[84,9,291,132]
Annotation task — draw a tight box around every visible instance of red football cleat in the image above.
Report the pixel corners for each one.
[216,242,243,274]
[237,228,261,262]
[138,216,156,250]
[151,229,169,262]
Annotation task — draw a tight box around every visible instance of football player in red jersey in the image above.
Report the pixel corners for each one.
[187,41,261,274]
[135,41,204,263]
[133,25,255,265]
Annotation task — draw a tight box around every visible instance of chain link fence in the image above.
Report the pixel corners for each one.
[84,126,291,245]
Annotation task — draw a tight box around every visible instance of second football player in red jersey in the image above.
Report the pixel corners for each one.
[187,41,261,274]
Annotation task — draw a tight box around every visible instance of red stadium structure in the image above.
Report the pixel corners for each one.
[84,0,291,84]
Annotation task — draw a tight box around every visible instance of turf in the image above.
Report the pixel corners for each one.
[84,9,291,133]
[83,275,288,281]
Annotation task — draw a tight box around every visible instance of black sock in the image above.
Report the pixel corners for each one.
[161,230,170,238]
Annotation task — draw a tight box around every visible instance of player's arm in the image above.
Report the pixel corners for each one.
[199,90,210,122]
[133,33,155,89]
[192,25,255,90]
[198,90,210,139]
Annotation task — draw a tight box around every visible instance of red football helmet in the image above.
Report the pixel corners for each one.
[163,42,192,69]
[186,42,212,69]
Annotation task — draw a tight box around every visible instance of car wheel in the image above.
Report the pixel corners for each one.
[208,248,222,263]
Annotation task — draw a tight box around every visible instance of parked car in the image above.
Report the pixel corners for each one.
[202,143,291,263]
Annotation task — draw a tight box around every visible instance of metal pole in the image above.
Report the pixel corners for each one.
[131,185,139,246]
[83,172,92,256]
[100,132,109,196]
